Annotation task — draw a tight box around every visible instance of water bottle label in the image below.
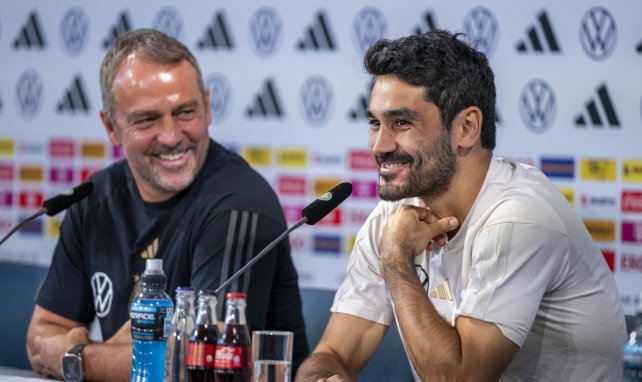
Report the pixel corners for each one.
[186,343,215,367]
[130,305,172,341]
[214,345,251,369]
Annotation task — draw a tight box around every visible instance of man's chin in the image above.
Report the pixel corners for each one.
[376,183,410,202]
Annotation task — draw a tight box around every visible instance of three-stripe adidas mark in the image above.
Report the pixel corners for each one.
[14,11,46,49]
[103,11,131,49]
[246,79,285,118]
[58,75,90,113]
[516,10,561,53]
[575,83,620,127]
[297,11,337,51]
[198,11,234,50]
[348,81,373,120]
[413,11,438,36]
[140,238,159,259]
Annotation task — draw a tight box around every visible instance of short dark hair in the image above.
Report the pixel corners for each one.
[99,28,206,123]
[364,29,496,150]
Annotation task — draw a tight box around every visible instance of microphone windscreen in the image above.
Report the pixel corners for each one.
[43,182,94,216]
[301,182,353,225]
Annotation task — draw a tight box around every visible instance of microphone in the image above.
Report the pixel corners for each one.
[0,181,94,246]
[215,182,353,295]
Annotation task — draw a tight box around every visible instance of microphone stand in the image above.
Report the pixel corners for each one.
[215,217,307,295]
[0,208,46,247]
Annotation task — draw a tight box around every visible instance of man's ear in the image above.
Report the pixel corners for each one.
[452,106,482,149]
[100,110,121,147]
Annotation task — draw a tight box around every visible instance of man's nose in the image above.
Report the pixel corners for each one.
[370,128,396,156]
[156,117,180,145]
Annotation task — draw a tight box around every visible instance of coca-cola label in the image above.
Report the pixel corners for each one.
[214,345,251,369]
[186,343,215,367]
[622,191,642,213]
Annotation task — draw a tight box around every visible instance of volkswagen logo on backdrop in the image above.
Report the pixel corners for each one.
[580,6,617,61]
[152,6,183,41]
[59,7,89,56]
[520,79,556,134]
[248,6,282,57]
[299,75,333,127]
[15,69,43,119]
[352,7,387,55]
[206,73,231,123]
[462,7,499,57]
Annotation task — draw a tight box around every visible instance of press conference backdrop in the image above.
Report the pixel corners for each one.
[0,1,641,314]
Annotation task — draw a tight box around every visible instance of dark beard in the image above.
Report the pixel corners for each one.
[375,132,456,201]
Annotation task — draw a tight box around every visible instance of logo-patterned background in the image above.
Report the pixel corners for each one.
[1,0,641,314]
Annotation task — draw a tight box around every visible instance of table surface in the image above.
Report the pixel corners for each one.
[0,367,51,381]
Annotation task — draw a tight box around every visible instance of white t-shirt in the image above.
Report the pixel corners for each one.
[332,157,627,381]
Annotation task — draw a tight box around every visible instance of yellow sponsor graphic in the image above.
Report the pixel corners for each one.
[48,218,62,238]
[0,138,14,156]
[345,235,357,255]
[622,160,642,182]
[429,280,454,301]
[314,178,343,196]
[277,148,307,167]
[19,165,43,182]
[580,158,616,181]
[242,147,272,166]
[81,141,106,158]
[582,219,615,242]
[559,187,574,206]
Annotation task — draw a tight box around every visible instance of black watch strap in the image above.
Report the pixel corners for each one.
[67,343,86,355]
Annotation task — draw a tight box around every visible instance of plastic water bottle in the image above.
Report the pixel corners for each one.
[165,287,196,382]
[624,296,642,381]
[131,259,174,382]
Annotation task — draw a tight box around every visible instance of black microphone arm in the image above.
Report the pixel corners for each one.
[215,182,353,295]
[0,182,94,247]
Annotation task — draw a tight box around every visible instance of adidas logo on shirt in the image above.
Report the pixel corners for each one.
[429,280,454,301]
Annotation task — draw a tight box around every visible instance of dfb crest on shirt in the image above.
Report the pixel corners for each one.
[91,272,113,318]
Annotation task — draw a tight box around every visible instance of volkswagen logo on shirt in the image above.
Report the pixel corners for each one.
[15,69,43,119]
[299,75,333,127]
[462,7,499,57]
[91,272,113,318]
[248,6,282,57]
[351,7,387,55]
[59,6,89,57]
[152,7,183,41]
[580,6,617,61]
[206,73,231,123]
[520,79,556,134]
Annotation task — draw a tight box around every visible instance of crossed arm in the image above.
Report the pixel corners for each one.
[296,205,518,382]
[27,305,131,381]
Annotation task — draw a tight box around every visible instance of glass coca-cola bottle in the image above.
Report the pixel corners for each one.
[214,293,252,382]
[186,290,219,382]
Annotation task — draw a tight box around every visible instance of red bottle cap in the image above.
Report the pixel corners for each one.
[225,292,246,299]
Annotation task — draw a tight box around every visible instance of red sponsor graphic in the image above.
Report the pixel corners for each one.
[50,167,74,184]
[49,139,75,158]
[289,232,307,251]
[348,150,376,171]
[348,208,372,226]
[351,179,377,199]
[620,253,642,273]
[0,217,13,232]
[622,191,642,213]
[316,209,342,226]
[277,176,306,195]
[0,191,13,207]
[283,205,304,223]
[19,191,43,209]
[0,164,13,181]
[601,250,615,272]
[79,167,100,182]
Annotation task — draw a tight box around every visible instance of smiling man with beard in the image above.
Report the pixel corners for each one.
[26,29,308,381]
[296,30,625,382]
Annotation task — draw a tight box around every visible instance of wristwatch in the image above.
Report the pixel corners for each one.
[61,343,86,382]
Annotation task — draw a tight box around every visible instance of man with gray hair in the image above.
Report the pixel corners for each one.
[27,28,308,381]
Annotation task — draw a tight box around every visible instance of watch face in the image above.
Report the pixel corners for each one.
[62,355,83,382]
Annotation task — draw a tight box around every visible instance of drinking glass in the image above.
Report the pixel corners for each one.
[251,330,293,382]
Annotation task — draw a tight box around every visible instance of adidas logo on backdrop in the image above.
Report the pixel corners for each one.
[412,11,438,35]
[246,79,285,118]
[57,75,91,114]
[198,11,234,50]
[516,10,561,53]
[297,11,337,51]
[13,11,46,49]
[574,84,620,128]
[103,11,132,49]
